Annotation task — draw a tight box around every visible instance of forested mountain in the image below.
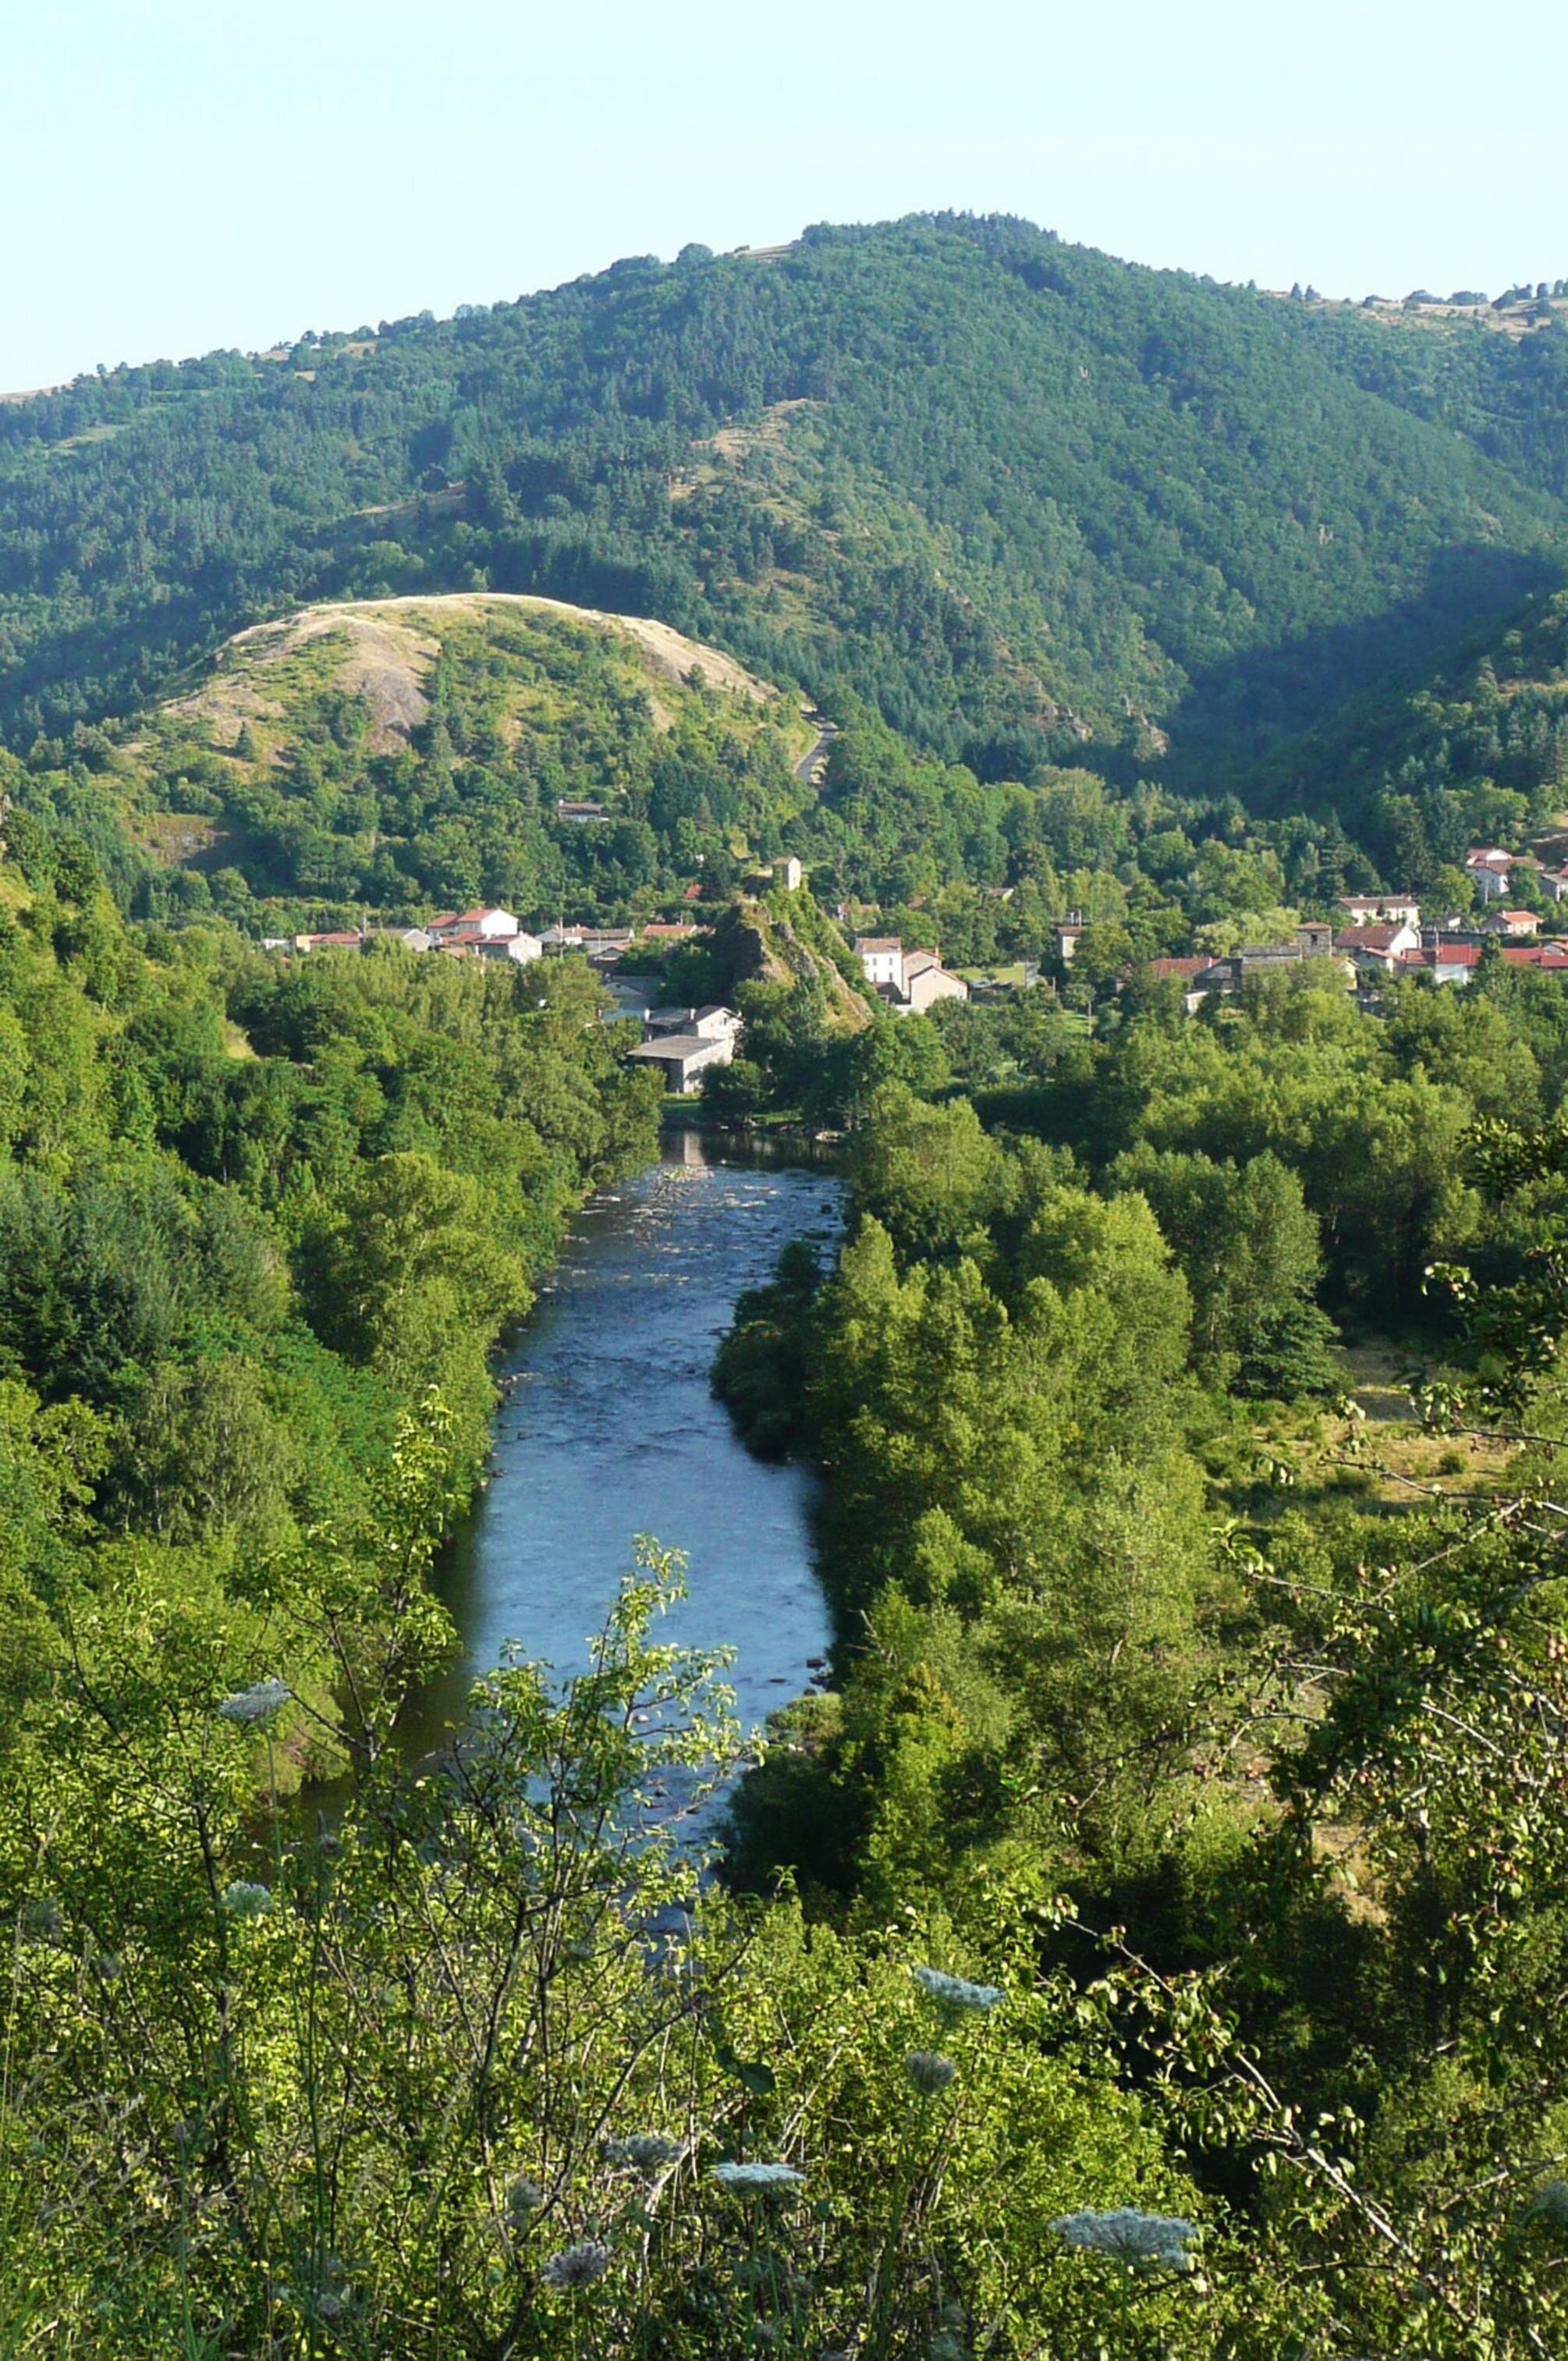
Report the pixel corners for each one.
[4,212,1566,797]
[1254,582,1568,882]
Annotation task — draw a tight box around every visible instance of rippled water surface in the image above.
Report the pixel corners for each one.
[405,1136,840,1751]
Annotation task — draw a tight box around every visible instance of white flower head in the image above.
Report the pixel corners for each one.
[904,2049,956,2096]
[541,2240,613,2291]
[711,2159,807,2195]
[604,2133,683,2171]
[505,2178,543,2231]
[220,1880,272,1919]
[1531,2178,1568,2230]
[912,1965,1004,2014]
[218,1677,291,1727]
[1051,2207,1197,2271]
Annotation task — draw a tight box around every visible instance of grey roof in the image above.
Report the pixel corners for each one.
[628,1034,725,1062]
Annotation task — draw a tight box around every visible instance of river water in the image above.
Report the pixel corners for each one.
[399,1134,839,1759]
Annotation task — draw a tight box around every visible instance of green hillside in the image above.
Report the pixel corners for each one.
[1250,584,1568,884]
[3,213,1565,794]
[8,594,809,930]
[9,591,1207,931]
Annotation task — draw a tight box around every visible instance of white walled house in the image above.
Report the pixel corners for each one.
[1333,921,1421,970]
[1336,894,1422,926]
[474,932,544,964]
[1465,852,1513,902]
[430,906,519,939]
[854,936,906,990]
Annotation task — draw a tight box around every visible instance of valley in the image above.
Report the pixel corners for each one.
[4,211,1568,2360]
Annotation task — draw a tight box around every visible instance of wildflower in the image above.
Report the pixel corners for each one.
[541,2241,613,2290]
[911,1965,1004,2013]
[904,2049,956,2096]
[1531,2178,1568,2230]
[604,2133,683,2171]
[218,1676,291,1726]
[710,2160,807,2193]
[220,1880,272,1919]
[1051,2207,1197,2271]
[506,2178,543,2231]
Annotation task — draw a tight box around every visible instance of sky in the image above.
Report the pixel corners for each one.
[5,0,1567,390]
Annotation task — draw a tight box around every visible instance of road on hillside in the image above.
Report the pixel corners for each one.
[794,715,836,785]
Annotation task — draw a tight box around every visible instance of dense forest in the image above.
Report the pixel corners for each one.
[4,213,1568,799]
[7,217,1568,2357]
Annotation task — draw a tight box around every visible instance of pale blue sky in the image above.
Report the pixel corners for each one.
[5,0,1566,390]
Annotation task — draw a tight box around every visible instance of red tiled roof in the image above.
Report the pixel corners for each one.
[1144,957,1210,980]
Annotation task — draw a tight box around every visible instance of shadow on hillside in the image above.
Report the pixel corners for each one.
[1161,541,1565,800]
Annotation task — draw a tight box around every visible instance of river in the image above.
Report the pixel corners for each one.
[398,1133,840,1762]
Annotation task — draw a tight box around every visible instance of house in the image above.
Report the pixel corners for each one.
[473,931,544,965]
[854,936,906,991]
[772,856,804,892]
[1465,849,1514,902]
[1054,918,1084,964]
[542,924,635,957]
[640,921,701,943]
[896,950,969,1012]
[1394,943,1483,985]
[430,906,517,941]
[854,936,967,1010]
[1144,957,1211,985]
[1482,908,1538,939]
[644,1005,742,1042]
[292,929,364,953]
[1502,943,1568,969]
[580,928,636,962]
[459,905,521,939]
[1333,921,1421,970]
[362,926,434,953]
[626,1008,741,1093]
[555,801,612,824]
[1336,894,1422,926]
[1539,868,1568,904]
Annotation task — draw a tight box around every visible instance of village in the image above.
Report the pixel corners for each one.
[254,838,1568,1101]
[1046,843,1568,1010]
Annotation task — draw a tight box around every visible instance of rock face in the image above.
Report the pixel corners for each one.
[710,901,871,1031]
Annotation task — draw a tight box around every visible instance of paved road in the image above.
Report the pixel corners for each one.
[794,717,836,785]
